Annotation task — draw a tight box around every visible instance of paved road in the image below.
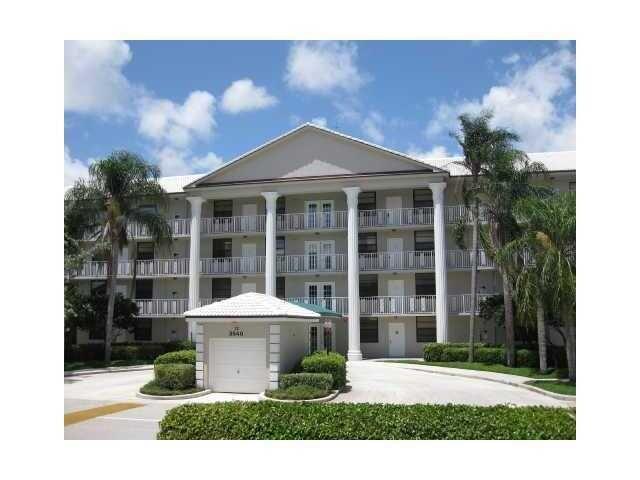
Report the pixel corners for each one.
[64,361,570,439]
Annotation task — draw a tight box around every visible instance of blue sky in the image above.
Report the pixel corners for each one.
[64,40,575,185]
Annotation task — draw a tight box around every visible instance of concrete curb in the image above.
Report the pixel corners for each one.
[64,365,154,377]
[136,389,212,400]
[374,362,575,402]
[259,389,340,403]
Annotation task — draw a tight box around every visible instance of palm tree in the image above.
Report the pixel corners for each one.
[65,151,172,362]
[451,111,521,362]
[478,145,548,366]
[503,193,576,380]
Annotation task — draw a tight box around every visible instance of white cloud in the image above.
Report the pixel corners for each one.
[153,147,225,176]
[310,117,328,127]
[425,48,576,152]
[361,111,385,144]
[285,41,367,95]
[64,145,90,186]
[502,53,520,64]
[221,78,278,114]
[138,91,216,148]
[407,145,450,160]
[65,40,137,115]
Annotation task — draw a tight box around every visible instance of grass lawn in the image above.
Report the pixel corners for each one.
[139,380,204,396]
[383,360,566,379]
[64,359,151,371]
[527,380,576,396]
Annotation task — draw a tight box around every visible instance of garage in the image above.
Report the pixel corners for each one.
[184,292,321,393]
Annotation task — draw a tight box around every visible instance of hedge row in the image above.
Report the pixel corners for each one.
[154,364,195,390]
[154,350,196,366]
[64,340,195,362]
[279,373,333,391]
[423,343,538,367]
[157,402,575,440]
[300,352,347,389]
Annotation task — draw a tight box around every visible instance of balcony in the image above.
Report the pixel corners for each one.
[446,205,489,224]
[448,293,496,314]
[201,215,266,235]
[446,250,494,270]
[135,298,190,317]
[277,254,347,274]
[136,258,190,277]
[359,251,435,272]
[73,261,133,279]
[277,211,347,232]
[200,256,265,275]
[285,297,349,315]
[359,207,434,229]
[360,295,436,316]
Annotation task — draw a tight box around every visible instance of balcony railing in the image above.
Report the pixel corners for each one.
[448,293,496,314]
[359,207,434,228]
[135,258,190,277]
[285,296,349,315]
[360,295,437,316]
[446,250,494,270]
[73,261,133,278]
[135,298,190,317]
[446,205,489,224]
[277,211,347,231]
[359,251,435,271]
[277,254,347,273]
[201,215,266,235]
[128,218,191,238]
[200,256,265,275]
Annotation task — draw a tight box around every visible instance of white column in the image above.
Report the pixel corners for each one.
[343,186,362,361]
[429,182,449,343]
[187,196,204,340]
[262,192,279,296]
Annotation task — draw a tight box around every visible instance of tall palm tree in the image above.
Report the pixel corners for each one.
[478,146,548,366]
[451,111,521,362]
[503,192,576,380]
[65,151,172,362]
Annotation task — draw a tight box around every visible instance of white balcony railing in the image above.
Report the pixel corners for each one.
[446,250,495,270]
[135,298,190,317]
[446,205,489,224]
[359,207,434,228]
[73,261,133,278]
[277,254,347,273]
[448,293,496,314]
[135,258,190,277]
[201,215,266,235]
[200,256,265,275]
[285,297,348,315]
[128,218,191,238]
[277,211,347,231]
[359,251,435,271]
[360,295,437,316]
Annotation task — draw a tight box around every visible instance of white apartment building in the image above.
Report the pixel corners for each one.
[69,123,576,360]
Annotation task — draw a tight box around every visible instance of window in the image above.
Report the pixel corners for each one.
[309,326,318,354]
[136,279,153,299]
[416,273,436,296]
[358,232,377,253]
[213,238,232,258]
[213,200,233,218]
[134,318,152,342]
[276,236,285,256]
[415,231,434,251]
[276,277,285,299]
[360,317,379,343]
[139,204,158,214]
[212,278,232,299]
[358,191,376,211]
[413,189,433,208]
[360,275,378,297]
[137,242,154,260]
[276,196,286,215]
[90,280,107,296]
[416,318,437,342]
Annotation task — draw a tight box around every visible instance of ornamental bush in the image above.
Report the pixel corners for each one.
[154,363,195,390]
[154,350,196,366]
[423,343,535,367]
[65,342,192,362]
[516,349,538,368]
[300,352,347,389]
[157,402,576,440]
[265,385,328,401]
[279,372,333,391]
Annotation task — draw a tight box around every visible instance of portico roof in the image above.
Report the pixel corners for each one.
[183,292,321,320]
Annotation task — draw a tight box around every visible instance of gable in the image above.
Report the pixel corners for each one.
[193,126,435,185]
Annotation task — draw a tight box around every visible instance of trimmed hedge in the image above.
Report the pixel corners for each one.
[279,372,333,391]
[157,402,576,440]
[265,385,328,400]
[424,343,537,367]
[154,350,196,366]
[154,363,195,390]
[64,342,194,362]
[300,352,347,389]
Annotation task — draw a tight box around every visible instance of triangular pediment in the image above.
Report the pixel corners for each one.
[190,124,438,186]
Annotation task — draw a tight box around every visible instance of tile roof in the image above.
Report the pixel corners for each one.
[183,292,321,319]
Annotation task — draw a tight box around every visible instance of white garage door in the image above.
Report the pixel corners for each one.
[209,337,268,393]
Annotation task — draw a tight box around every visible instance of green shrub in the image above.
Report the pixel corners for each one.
[516,349,538,368]
[165,340,195,352]
[279,372,333,391]
[423,343,447,361]
[265,385,328,400]
[300,352,346,389]
[474,347,506,364]
[154,349,196,366]
[154,363,195,390]
[65,342,182,362]
[140,380,202,396]
[158,403,576,440]
[423,343,534,367]
[440,347,468,362]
